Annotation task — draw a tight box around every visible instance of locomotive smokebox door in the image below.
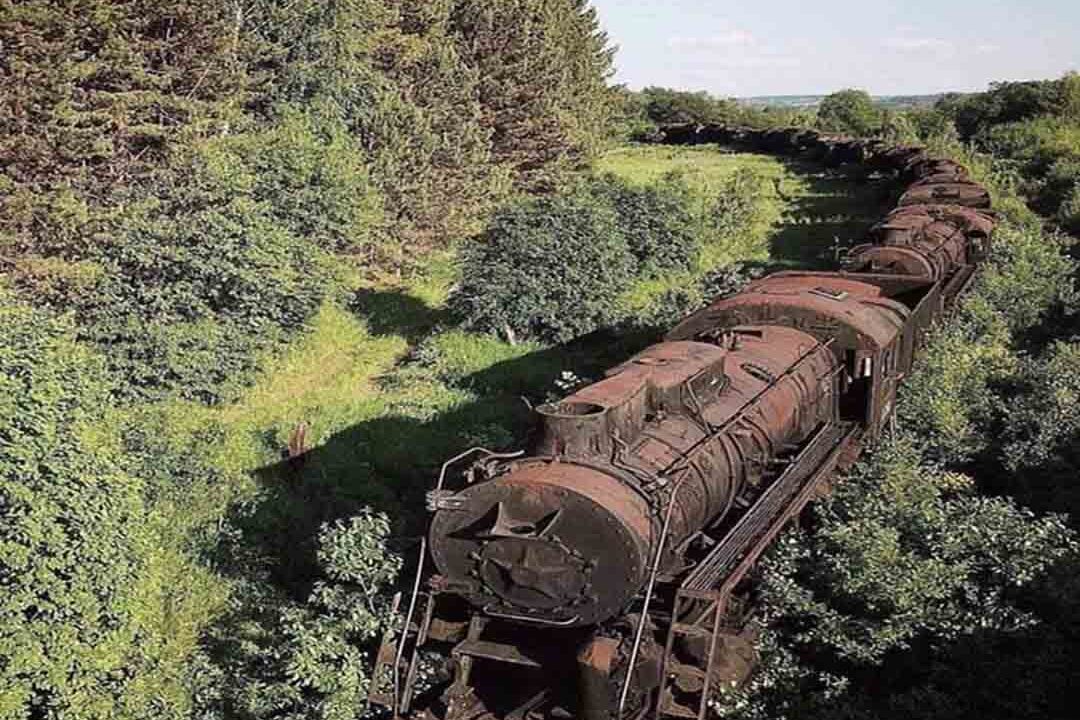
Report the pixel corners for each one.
[429,462,652,627]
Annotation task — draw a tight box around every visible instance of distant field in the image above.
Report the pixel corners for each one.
[596,144,787,188]
[597,143,894,270]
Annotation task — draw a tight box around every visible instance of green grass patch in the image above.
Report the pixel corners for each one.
[600,144,895,317]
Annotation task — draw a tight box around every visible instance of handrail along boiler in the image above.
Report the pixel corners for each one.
[369,125,997,720]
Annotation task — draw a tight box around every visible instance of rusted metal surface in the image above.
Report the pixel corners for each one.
[429,334,836,628]
[905,157,969,182]
[846,204,994,280]
[667,272,910,352]
[899,179,992,209]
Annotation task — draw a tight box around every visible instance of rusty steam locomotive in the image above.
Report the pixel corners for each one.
[368,125,997,720]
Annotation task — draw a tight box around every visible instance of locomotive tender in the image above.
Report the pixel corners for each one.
[369,125,997,720]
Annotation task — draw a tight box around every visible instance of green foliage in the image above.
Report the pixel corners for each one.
[766,440,1073,662]
[217,105,384,256]
[927,74,1080,226]
[70,143,341,403]
[899,221,1075,464]
[0,0,255,256]
[940,76,1079,139]
[589,173,703,277]
[199,512,401,720]
[817,89,882,137]
[0,292,227,720]
[452,161,780,342]
[638,86,739,126]
[709,168,769,238]
[450,188,636,343]
[1000,341,1080,472]
[719,435,1077,720]
[258,0,506,251]
[450,0,619,190]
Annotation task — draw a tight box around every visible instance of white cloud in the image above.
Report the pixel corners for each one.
[667,31,755,50]
[665,23,800,73]
[882,37,954,52]
[975,43,1001,54]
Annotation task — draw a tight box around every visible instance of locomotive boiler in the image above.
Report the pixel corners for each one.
[429,329,836,629]
[368,126,996,720]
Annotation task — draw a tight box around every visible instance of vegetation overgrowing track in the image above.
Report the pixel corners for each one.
[369,124,1004,720]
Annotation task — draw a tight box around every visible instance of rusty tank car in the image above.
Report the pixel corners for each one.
[369,128,996,720]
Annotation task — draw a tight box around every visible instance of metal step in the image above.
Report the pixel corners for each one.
[671,622,713,638]
[659,694,700,719]
[452,639,543,668]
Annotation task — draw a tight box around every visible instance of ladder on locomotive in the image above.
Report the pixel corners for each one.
[653,421,855,720]
[368,589,437,717]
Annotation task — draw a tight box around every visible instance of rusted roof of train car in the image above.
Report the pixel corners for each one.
[666,273,909,349]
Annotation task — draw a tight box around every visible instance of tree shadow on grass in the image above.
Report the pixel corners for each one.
[351,287,453,343]
[228,327,658,598]
[767,160,898,271]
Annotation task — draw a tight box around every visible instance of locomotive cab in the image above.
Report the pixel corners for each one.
[666,273,917,439]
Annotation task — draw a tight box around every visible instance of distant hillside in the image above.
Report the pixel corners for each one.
[739,94,948,109]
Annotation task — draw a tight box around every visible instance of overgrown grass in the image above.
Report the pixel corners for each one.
[112,146,896,713]
[199,147,890,497]
[600,144,894,316]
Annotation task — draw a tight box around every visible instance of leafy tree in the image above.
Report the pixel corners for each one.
[197,511,402,720]
[716,438,1076,720]
[0,0,257,257]
[63,140,342,403]
[257,0,504,251]
[945,79,1068,139]
[817,89,882,136]
[638,86,738,126]
[450,0,619,190]
[588,173,703,277]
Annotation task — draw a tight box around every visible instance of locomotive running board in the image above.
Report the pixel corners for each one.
[654,420,860,720]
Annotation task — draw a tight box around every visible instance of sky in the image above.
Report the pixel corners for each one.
[589,0,1080,97]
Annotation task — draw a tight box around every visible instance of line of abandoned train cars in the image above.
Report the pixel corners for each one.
[368,125,998,720]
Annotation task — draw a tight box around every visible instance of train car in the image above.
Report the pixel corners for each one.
[904,157,969,182]
[845,204,995,305]
[371,328,850,720]
[866,144,928,175]
[368,134,995,720]
[666,272,941,438]
[898,177,992,209]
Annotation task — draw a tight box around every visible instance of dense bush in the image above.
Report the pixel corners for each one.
[760,440,1073,665]
[72,144,340,403]
[709,169,769,237]
[589,173,703,277]
[450,166,769,342]
[898,221,1074,465]
[198,512,401,720]
[816,89,882,136]
[0,292,225,720]
[636,86,740,126]
[720,438,1077,720]
[938,74,1080,139]
[450,189,636,343]
[919,75,1080,228]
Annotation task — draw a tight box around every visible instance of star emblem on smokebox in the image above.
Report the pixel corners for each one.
[460,500,593,610]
